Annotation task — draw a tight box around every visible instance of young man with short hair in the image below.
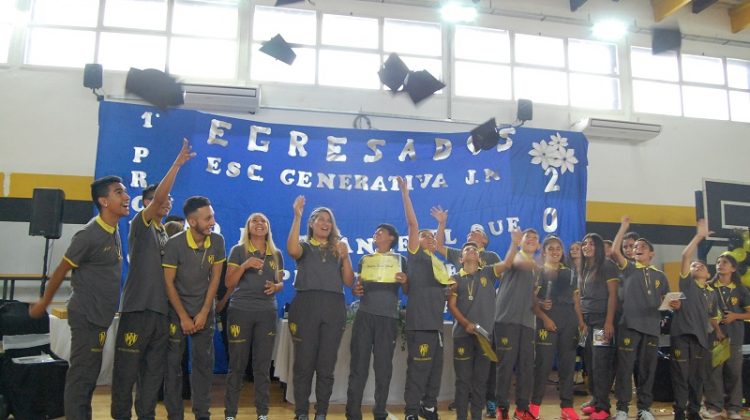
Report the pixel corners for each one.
[611,216,676,420]
[346,223,408,420]
[30,176,130,420]
[449,235,519,420]
[162,196,226,420]
[111,139,195,420]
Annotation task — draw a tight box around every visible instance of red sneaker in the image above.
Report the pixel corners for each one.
[582,405,596,416]
[513,408,538,420]
[562,408,580,420]
[589,410,610,420]
[529,404,541,419]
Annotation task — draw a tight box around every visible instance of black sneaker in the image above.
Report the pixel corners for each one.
[498,407,510,420]
[674,408,686,420]
[420,405,439,420]
[296,415,309,420]
[406,415,418,420]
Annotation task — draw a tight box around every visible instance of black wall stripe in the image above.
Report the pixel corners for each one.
[0,198,93,224]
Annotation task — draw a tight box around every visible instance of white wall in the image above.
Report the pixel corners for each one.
[2,0,750,301]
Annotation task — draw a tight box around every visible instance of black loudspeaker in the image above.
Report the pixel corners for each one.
[83,63,102,89]
[29,189,65,239]
[652,27,682,55]
[517,99,533,121]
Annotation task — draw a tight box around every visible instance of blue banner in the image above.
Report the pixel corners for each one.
[95,101,588,314]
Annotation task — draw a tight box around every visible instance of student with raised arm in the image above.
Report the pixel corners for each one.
[346,223,408,420]
[287,196,354,420]
[530,235,586,420]
[432,207,501,268]
[493,228,539,420]
[162,196,226,420]
[110,139,195,420]
[448,232,520,420]
[578,233,619,420]
[703,252,750,420]
[398,177,448,420]
[610,216,674,420]
[30,176,130,420]
[223,212,284,420]
[670,220,721,420]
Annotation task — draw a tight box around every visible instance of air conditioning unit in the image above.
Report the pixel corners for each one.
[571,118,661,143]
[181,83,261,114]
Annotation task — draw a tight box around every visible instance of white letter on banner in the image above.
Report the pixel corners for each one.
[208,119,231,147]
[399,139,416,162]
[433,138,452,161]
[317,173,335,189]
[543,208,558,232]
[280,169,295,185]
[327,136,347,162]
[338,174,353,190]
[432,174,448,188]
[489,220,504,235]
[247,164,263,181]
[130,171,147,188]
[356,237,374,255]
[370,176,388,192]
[297,171,312,188]
[465,170,478,185]
[354,175,369,190]
[484,168,501,182]
[444,229,457,245]
[289,131,309,157]
[507,217,520,231]
[248,125,271,152]
[206,157,221,174]
[226,162,241,178]
[364,139,385,163]
[133,147,149,163]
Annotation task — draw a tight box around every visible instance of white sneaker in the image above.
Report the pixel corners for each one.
[615,410,629,420]
[727,411,741,420]
[700,408,723,419]
[638,411,655,420]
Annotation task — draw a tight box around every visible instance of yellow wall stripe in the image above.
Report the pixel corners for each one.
[587,201,694,227]
[8,173,93,201]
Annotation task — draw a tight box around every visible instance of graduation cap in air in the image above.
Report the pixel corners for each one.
[260,34,297,65]
[403,70,445,105]
[652,27,682,55]
[378,53,410,92]
[275,0,305,5]
[470,118,500,151]
[125,67,184,109]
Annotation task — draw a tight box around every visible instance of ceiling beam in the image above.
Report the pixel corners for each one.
[730,1,750,33]
[651,0,691,22]
[692,0,718,14]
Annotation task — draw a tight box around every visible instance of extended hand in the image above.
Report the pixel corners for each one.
[175,138,197,166]
[293,195,305,218]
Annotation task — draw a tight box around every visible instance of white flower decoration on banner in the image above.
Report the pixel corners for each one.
[548,132,568,149]
[529,140,562,170]
[529,132,578,173]
[558,147,579,174]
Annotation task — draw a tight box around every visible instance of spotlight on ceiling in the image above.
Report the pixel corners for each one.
[592,19,628,41]
[440,1,478,23]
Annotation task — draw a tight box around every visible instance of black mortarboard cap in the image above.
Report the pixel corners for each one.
[378,53,409,92]
[470,118,500,151]
[403,70,445,105]
[652,27,682,55]
[275,0,305,5]
[260,34,296,65]
[125,68,184,109]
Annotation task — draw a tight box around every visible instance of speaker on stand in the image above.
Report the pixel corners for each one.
[28,188,65,297]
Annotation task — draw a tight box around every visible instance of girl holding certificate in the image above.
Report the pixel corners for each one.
[287,196,354,420]
[223,212,284,420]
[346,223,407,420]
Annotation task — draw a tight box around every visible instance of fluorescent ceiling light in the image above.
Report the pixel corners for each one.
[592,19,628,41]
[440,2,478,23]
